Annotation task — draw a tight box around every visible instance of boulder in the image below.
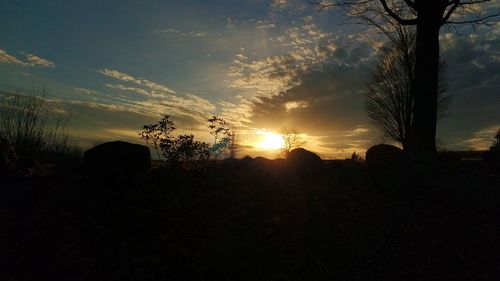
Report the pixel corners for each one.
[287,148,323,176]
[365,144,411,195]
[288,148,322,167]
[84,141,151,179]
[365,144,405,167]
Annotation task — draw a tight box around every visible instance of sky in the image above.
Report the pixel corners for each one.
[0,0,499,158]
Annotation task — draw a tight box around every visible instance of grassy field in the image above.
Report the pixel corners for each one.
[1,158,499,281]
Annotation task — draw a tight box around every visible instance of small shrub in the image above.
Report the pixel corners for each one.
[207,115,233,159]
[0,87,70,172]
[139,116,212,169]
[161,134,211,169]
[350,151,362,161]
[139,115,175,160]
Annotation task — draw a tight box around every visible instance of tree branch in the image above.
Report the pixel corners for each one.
[378,0,418,25]
[402,0,417,10]
[442,1,460,24]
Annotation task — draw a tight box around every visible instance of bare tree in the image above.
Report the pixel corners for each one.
[279,127,306,158]
[314,0,499,162]
[365,26,451,152]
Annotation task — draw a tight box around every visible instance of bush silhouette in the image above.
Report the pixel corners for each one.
[84,141,151,179]
[0,88,71,173]
[161,134,211,169]
[139,116,211,168]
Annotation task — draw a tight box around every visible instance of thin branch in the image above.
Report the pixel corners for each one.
[447,13,500,24]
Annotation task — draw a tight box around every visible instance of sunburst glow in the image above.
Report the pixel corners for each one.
[258,132,285,150]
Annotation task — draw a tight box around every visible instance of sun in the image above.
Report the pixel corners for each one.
[258,132,285,150]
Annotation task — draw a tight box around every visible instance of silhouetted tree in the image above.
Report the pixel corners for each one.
[160,134,211,167]
[207,115,232,159]
[279,128,306,158]
[208,116,230,145]
[315,0,498,162]
[139,115,175,160]
[140,116,212,167]
[365,27,451,152]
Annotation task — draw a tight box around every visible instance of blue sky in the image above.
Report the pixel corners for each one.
[1,0,499,158]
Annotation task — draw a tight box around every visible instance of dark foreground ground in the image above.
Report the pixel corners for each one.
[1,159,499,281]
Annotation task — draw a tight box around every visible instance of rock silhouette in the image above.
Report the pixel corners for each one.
[365,144,410,194]
[84,141,151,179]
[288,148,322,166]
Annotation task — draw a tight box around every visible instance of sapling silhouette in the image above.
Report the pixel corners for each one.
[207,115,233,159]
[139,115,175,160]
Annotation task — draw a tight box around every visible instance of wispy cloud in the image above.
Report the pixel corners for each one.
[271,0,305,11]
[97,68,216,125]
[0,49,25,65]
[24,53,55,68]
[0,49,55,68]
[73,87,103,96]
[104,84,151,96]
[461,125,499,150]
[156,28,207,37]
[99,68,176,94]
[284,100,308,112]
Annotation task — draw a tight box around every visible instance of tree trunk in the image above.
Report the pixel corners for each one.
[409,15,441,163]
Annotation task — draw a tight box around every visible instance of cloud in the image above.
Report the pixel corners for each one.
[284,100,308,112]
[271,0,306,11]
[247,65,375,157]
[156,28,207,37]
[227,21,377,100]
[99,68,176,94]
[24,53,55,68]
[74,87,98,95]
[0,49,25,65]
[460,125,499,150]
[105,84,151,96]
[223,16,378,135]
[272,0,289,9]
[97,68,217,126]
[217,99,254,128]
[256,21,276,30]
[0,49,55,68]
[436,27,500,150]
